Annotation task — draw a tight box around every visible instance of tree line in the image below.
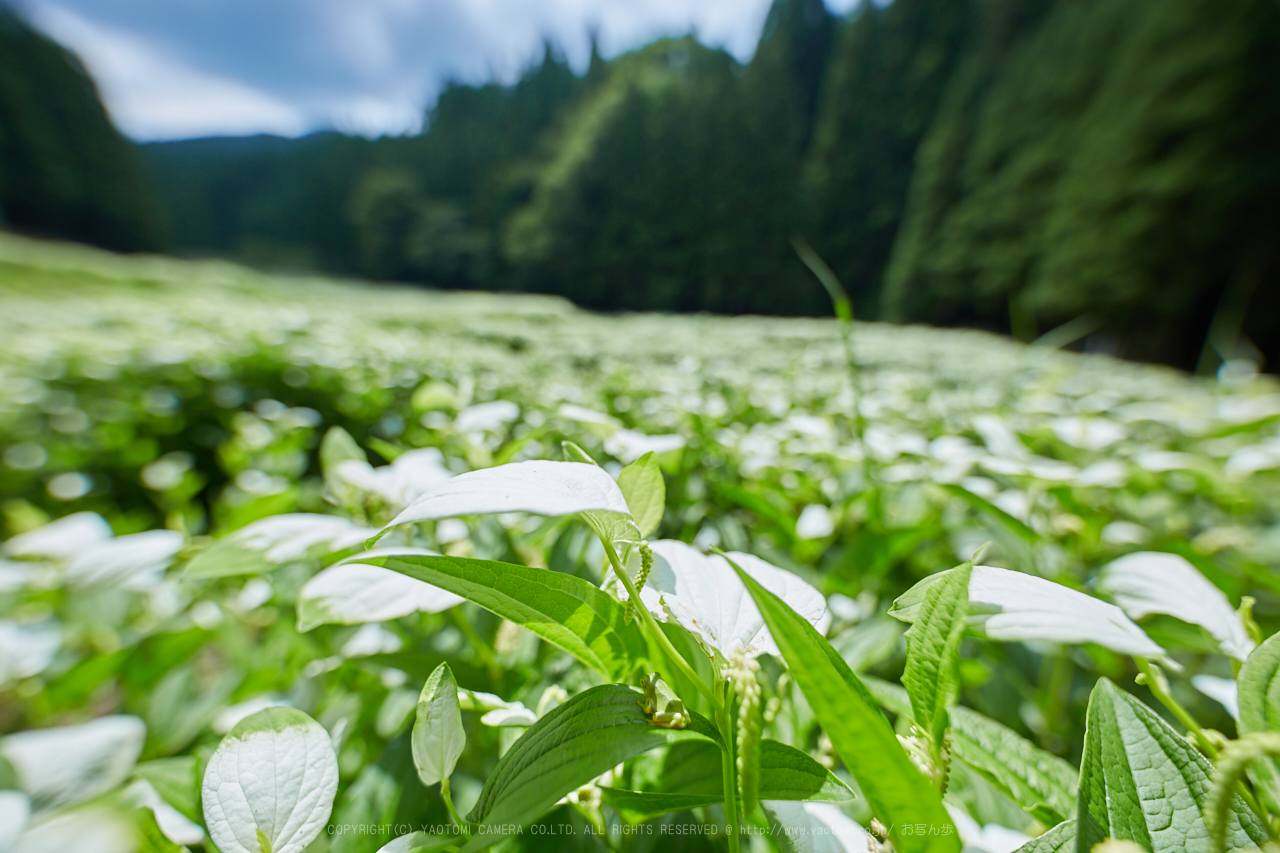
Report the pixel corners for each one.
[4,0,1279,371]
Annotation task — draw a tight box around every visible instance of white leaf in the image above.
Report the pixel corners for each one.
[1050,417,1127,450]
[233,513,375,563]
[1098,551,1254,661]
[384,460,635,537]
[340,623,403,658]
[456,690,522,713]
[334,447,453,507]
[0,715,145,810]
[479,706,538,727]
[0,619,61,687]
[603,429,686,464]
[795,505,835,540]
[0,790,31,850]
[762,800,869,853]
[455,400,519,432]
[1191,674,1240,722]
[2,512,113,559]
[945,804,1030,853]
[64,529,185,590]
[640,541,829,660]
[968,566,1165,657]
[297,548,464,631]
[202,707,339,853]
[412,664,465,786]
[124,778,205,846]
[13,806,136,853]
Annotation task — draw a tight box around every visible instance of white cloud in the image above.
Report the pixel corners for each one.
[29,3,311,140]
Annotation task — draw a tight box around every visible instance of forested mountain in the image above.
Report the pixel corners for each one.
[4,0,1277,371]
[0,7,159,251]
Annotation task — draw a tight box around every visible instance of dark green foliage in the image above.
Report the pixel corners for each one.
[144,132,377,272]
[884,0,1280,368]
[0,7,160,250]
[803,0,975,319]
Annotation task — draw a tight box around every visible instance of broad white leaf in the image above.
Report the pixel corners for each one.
[640,541,830,659]
[762,800,869,853]
[455,400,519,432]
[12,806,136,853]
[297,548,464,631]
[412,664,465,786]
[457,690,523,713]
[63,529,185,590]
[2,512,113,559]
[479,707,538,727]
[603,429,686,464]
[340,623,403,658]
[202,706,339,853]
[0,619,61,687]
[894,566,1165,658]
[795,505,835,540]
[0,790,31,850]
[968,566,1164,657]
[1098,551,1254,661]
[384,460,636,539]
[0,715,145,810]
[334,447,453,507]
[1050,417,1126,450]
[124,778,205,846]
[233,513,375,563]
[1191,674,1240,721]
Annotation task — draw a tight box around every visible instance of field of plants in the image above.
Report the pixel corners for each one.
[3,231,1280,853]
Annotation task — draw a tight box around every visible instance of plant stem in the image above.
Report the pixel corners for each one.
[598,536,722,714]
[1137,658,1271,827]
[441,775,465,831]
[1137,658,1217,758]
[718,695,742,853]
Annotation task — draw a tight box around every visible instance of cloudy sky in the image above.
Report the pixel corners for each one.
[16,0,860,142]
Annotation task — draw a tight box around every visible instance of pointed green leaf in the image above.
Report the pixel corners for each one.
[949,707,1077,826]
[1014,820,1075,853]
[1076,679,1267,853]
[352,552,647,680]
[903,560,972,747]
[859,675,1077,827]
[460,684,716,851]
[617,451,665,538]
[412,664,465,786]
[599,739,853,819]
[731,563,960,853]
[1234,631,1280,811]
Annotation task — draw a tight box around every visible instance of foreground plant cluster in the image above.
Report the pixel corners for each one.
[2,235,1280,853]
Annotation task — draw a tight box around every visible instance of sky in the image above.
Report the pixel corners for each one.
[16,0,861,142]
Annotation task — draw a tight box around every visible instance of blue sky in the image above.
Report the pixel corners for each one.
[16,0,860,142]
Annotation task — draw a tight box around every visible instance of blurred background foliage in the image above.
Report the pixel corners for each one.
[3,0,1280,372]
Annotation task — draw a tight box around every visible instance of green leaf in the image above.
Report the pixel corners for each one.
[1076,679,1267,853]
[859,675,1077,827]
[411,664,464,786]
[902,560,971,747]
[599,739,853,819]
[354,552,647,680]
[616,451,665,538]
[942,484,1037,543]
[1235,631,1280,812]
[949,707,1077,826]
[132,756,200,822]
[321,426,369,508]
[1013,820,1075,853]
[460,684,716,851]
[182,540,274,579]
[732,564,960,853]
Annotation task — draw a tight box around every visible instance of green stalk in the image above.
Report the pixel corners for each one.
[598,536,722,714]
[441,775,465,832]
[719,704,742,853]
[1137,658,1270,827]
